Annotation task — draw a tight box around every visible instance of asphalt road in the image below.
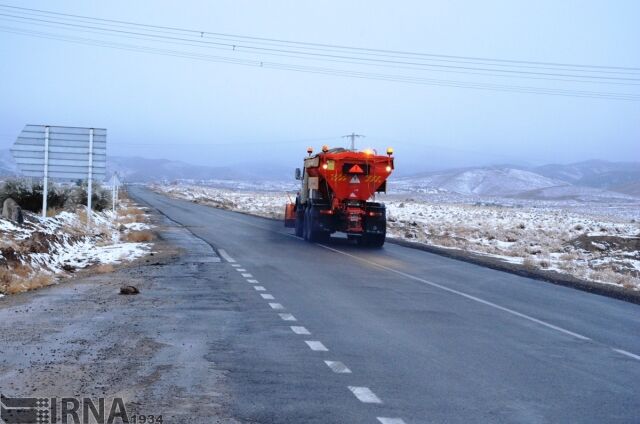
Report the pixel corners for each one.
[125,186,640,424]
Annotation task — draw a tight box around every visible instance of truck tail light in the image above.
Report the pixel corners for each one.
[319,209,334,215]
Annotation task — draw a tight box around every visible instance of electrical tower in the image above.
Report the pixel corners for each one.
[343,133,365,150]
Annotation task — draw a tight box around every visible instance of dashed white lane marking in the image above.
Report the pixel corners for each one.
[290,326,311,335]
[279,313,297,321]
[236,268,247,272]
[348,386,382,404]
[324,360,351,373]
[231,264,241,268]
[377,418,406,424]
[269,303,284,310]
[317,244,592,342]
[305,341,328,351]
[241,273,253,278]
[613,348,640,361]
[218,249,236,263]
[254,286,266,291]
[261,294,275,300]
[247,279,259,284]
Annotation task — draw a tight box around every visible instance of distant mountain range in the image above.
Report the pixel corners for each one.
[106,155,293,182]
[394,161,640,200]
[1,149,638,199]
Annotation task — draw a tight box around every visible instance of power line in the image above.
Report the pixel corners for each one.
[0,6,638,100]
[2,25,638,101]
[0,10,638,85]
[1,2,638,73]
[3,14,637,88]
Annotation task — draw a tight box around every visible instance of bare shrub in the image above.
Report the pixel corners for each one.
[523,257,537,270]
[124,231,155,242]
[94,264,115,274]
[0,267,13,287]
[560,252,579,261]
[5,274,54,294]
[45,207,65,217]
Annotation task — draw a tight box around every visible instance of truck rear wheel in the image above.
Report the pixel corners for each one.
[295,209,304,238]
[304,206,327,243]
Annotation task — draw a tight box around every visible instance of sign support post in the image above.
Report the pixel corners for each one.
[87,128,94,227]
[42,126,50,218]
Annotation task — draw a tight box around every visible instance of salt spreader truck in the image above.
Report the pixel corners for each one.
[284,145,394,247]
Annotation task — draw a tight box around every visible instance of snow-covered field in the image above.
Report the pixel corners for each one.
[0,200,154,295]
[154,183,640,291]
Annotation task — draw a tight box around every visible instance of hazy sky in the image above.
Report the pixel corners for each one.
[1,0,638,173]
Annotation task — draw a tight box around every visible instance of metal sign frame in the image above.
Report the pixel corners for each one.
[11,124,107,221]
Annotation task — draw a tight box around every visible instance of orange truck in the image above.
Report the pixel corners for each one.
[284,145,394,247]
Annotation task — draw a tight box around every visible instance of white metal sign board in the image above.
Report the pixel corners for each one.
[11,125,106,180]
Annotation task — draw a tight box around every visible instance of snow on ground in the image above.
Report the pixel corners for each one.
[154,183,288,219]
[154,183,640,290]
[0,201,154,295]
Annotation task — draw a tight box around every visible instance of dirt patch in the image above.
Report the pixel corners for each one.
[571,234,640,252]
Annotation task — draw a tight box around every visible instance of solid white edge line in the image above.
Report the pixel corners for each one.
[279,313,297,321]
[348,386,382,404]
[261,294,275,300]
[613,348,640,361]
[317,244,591,342]
[305,340,328,351]
[290,326,311,335]
[218,249,236,263]
[377,418,407,424]
[324,360,351,373]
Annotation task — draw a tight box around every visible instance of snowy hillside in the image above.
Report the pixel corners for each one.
[393,167,565,196]
[535,160,640,192]
[107,155,292,183]
[0,201,153,295]
[393,165,639,200]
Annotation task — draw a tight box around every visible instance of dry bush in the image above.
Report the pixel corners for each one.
[0,267,13,286]
[538,258,551,269]
[523,257,537,270]
[559,252,579,261]
[94,264,115,274]
[120,206,145,217]
[557,261,575,272]
[124,231,155,242]
[5,274,54,294]
[12,264,31,279]
[46,207,64,217]
[1,267,54,294]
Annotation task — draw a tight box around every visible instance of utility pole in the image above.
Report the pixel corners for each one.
[343,133,365,150]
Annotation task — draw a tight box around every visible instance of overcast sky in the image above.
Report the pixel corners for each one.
[0,0,638,172]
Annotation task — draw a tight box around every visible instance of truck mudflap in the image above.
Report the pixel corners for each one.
[284,203,296,228]
[364,202,386,235]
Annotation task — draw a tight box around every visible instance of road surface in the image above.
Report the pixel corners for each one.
[1,186,638,423]
[129,187,640,423]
